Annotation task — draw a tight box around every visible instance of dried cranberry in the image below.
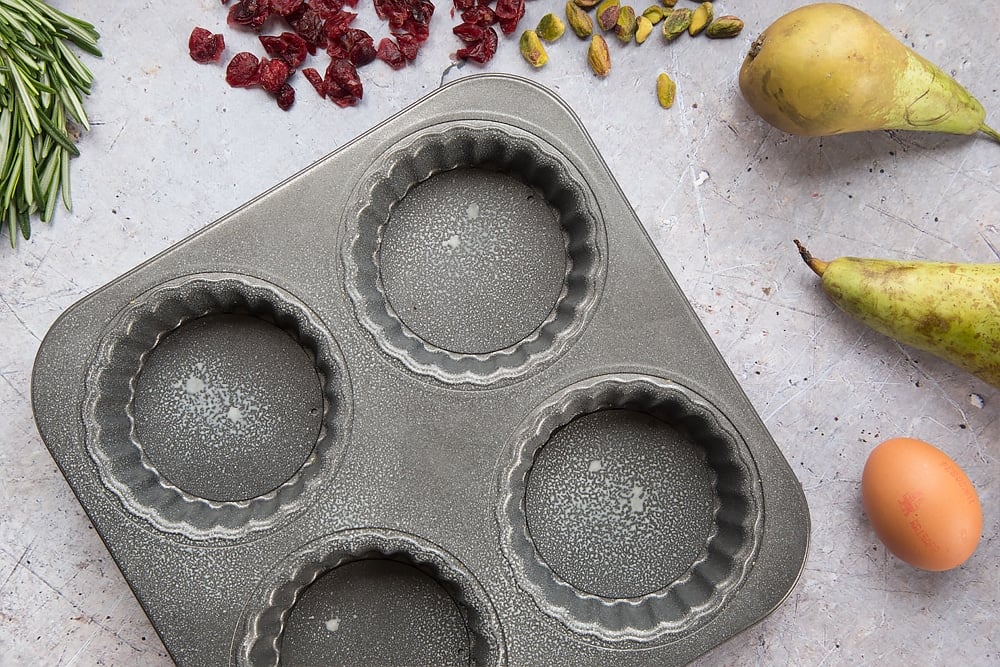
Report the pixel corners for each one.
[324,58,363,107]
[373,0,396,22]
[494,0,524,35]
[455,25,496,63]
[406,0,434,29]
[452,22,484,42]
[376,37,406,69]
[387,10,410,30]
[270,0,303,15]
[329,58,363,97]
[492,0,518,18]
[395,20,430,43]
[376,0,430,31]
[302,66,326,97]
[259,57,290,93]
[328,89,359,108]
[189,27,226,63]
[497,16,519,35]
[322,10,357,40]
[339,28,376,66]
[259,31,308,68]
[394,32,421,60]
[326,41,347,60]
[276,82,296,109]
[227,0,271,30]
[227,1,253,25]
[286,5,327,49]
[460,6,495,26]
[311,0,344,18]
[452,0,475,10]
[226,51,262,87]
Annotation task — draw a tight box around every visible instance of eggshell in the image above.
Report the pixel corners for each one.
[861,437,982,571]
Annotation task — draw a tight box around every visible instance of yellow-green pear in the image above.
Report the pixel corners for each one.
[740,3,1000,143]
[795,241,1000,388]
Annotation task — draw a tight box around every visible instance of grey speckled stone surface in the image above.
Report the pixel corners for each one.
[2,0,998,665]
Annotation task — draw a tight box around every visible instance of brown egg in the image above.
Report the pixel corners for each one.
[861,437,982,571]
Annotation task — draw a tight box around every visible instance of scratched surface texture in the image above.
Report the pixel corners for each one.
[2,0,998,665]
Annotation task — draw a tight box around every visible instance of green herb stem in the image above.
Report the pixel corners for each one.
[0,0,99,245]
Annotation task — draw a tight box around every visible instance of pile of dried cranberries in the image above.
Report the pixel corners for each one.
[189,0,526,110]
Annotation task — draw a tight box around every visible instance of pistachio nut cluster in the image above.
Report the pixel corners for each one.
[518,0,744,109]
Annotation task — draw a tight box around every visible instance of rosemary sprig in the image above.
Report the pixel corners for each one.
[0,0,99,246]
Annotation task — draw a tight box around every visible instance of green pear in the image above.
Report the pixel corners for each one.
[739,3,1000,143]
[795,241,1000,388]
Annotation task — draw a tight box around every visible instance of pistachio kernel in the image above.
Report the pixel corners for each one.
[572,0,601,8]
[536,13,566,41]
[613,5,637,43]
[565,1,594,38]
[661,7,692,41]
[656,72,676,108]
[596,0,620,31]
[635,15,653,43]
[588,34,611,76]
[661,0,678,6]
[688,1,713,36]
[705,15,744,38]
[642,5,665,25]
[519,30,549,67]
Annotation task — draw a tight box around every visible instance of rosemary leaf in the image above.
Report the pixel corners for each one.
[58,136,70,210]
[37,103,77,155]
[15,206,29,239]
[3,146,20,209]
[54,39,93,87]
[19,130,33,207]
[40,151,59,221]
[0,107,10,164]
[0,5,28,36]
[8,62,41,133]
[48,59,86,128]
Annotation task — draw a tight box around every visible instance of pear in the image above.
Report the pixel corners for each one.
[794,241,1000,388]
[739,3,1000,143]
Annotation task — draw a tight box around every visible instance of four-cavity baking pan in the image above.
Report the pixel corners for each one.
[32,73,810,666]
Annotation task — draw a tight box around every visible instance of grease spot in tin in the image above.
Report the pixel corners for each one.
[168,360,267,440]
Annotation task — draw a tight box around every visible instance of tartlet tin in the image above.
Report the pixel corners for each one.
[32,74,810,666]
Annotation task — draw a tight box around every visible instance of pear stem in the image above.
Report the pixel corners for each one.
[794,239,828,277]
[980,123,1000,144]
